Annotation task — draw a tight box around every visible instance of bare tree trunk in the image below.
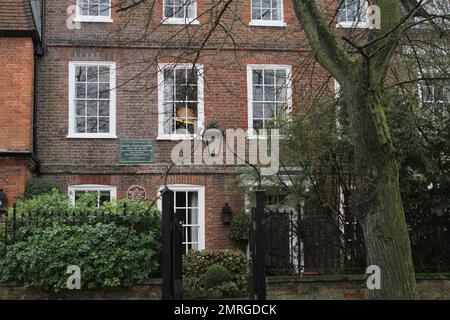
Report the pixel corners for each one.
[344,75,418,299]
[360,156,418,299]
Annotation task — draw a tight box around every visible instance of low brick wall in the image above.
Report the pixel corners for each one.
[1,275,449,300]
[0,279,162,300]
[267,274,450,300]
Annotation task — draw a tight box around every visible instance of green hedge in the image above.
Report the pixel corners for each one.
[0,222,160,291]
[229,213,251,244]
[183,249,250,298]
[0,190,161,291]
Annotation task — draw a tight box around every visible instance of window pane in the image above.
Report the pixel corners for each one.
[87,100,98,116]
[272,9,279,20]
[187,226,199,243]
[276,70,287,86]
[253,70,263,84]
[87,117,98,133]
[264,70,275,85]
[186,85,197,101]
[76,117,86,133]
[176,85,188,101]
[186,1,195,18]
[175,191,187,208]
[99,66,110,82]
[253,119,263,129]
[76,100,86,116]
[87,66,98,82]
[76,66,86,82]
[99,83,110,99]
[100,0,110,16]
[253,103,264,118]
[176,68,187,85]
[164,6,174,18]
[187,68,198,83]
[188,191,198,207]
[253,86,264,101]
[264,103,276,119]
[89,0,100,16]
[99,118,110,133]
[76,83,86,98]
[79,0,89,15]
[87,83,98,99]
[162,102,174,134]
[99,190,111,203]
[188,208,198,224]
[99,101,109,116]
[252,8,261,20]
[262,0,271,9]
[262,8,271,20]
[265,85,275,101]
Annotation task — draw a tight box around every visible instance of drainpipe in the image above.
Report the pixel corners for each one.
[32,0,46,174]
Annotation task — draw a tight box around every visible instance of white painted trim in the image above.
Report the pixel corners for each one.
[73,16,113,23]
[75,0,113,23]
[68,184,117,205]
[335,21,368,29]
[157,184,206,251]
[246,64,292,138]
[68,61,117,139]
[249,0,286,26]
[162,18,200,25]
[249,20,287,28]
[157,63,205,140]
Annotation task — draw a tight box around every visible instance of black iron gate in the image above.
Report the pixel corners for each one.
[264,206,366,276]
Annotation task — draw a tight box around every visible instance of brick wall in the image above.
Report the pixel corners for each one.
[37,0,330,247]
[2,275,450,300]
[0,158,34,205]
[45,172,244,250]
[0,37,36,204]
[0,38,34,152]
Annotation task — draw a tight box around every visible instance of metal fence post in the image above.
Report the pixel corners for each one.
[3,210,8,251]
[173,209,183,300]
[251,189,266,300]
[162,188,174,300]
[12,203,16,243]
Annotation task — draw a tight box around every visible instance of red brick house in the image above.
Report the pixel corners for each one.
[0,0,43,206]
[2,0,369,261]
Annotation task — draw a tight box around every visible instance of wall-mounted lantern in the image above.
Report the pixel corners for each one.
[221,203,233,225]
[0,190,7,210]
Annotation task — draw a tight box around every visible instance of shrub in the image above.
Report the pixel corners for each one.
[0,222,160,291]
[208,281,241,299]
[204,264,232,289]
[24,177,60,198]
[229,213,251,244]
[183,249,250,298]
[0,191,162,291]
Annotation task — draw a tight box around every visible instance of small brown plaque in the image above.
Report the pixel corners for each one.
[126,185,147,202]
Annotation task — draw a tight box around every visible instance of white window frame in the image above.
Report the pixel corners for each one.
[74,0,113,23]
[157,184,206,251]
[162,0,200,25]
[68,184,117,205]
[249,0,287,28]
[247,64,292,138]
[336,0,368,29]
[157,63,205,140]
[68,61,117,139]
